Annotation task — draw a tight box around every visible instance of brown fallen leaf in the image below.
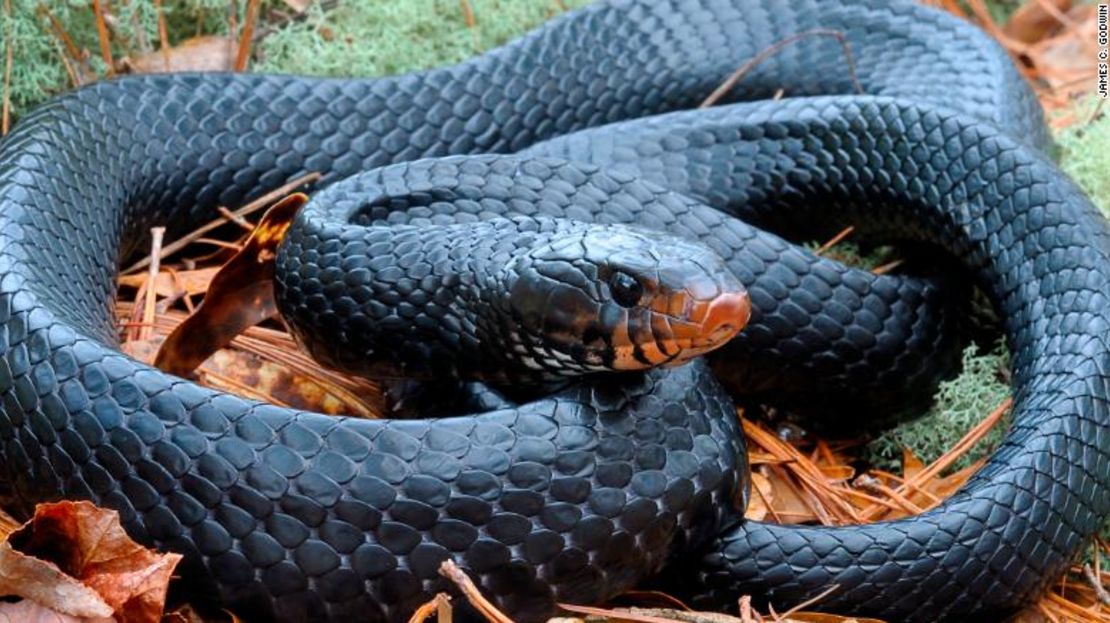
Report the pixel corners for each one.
[127,335,378,417]
[121,35,235,73]
[155,193,306,377]
[0,600,113,623]
[901,447,925,481]
[1003,0,1072,43]
[10,501,182,623]
[1024,5,1100,92]
[0,543,114,619]
[744,471,774,521]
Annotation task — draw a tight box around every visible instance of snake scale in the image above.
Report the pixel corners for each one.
[0,0,1108,621]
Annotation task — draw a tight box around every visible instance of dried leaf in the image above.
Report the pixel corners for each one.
[1003,0,1071,43]
[127,336,377,417]
[761,466,821,524]
[901,447,924,480]
[817,465,854,481]
[11,501,182,623]
[122,36,235,73]
[744,471,774,521]
[0,545,114,618]
[0,600,113,623]
[1019,5,1098,95]
[155,193,306,376]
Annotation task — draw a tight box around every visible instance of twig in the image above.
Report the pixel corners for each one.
[38,4,89,87]
[121,172,320,275]
[813,226,854,256]
[39,4,84,62]
[234,0,261,72]
[555,604,691,623]
[1037,601,1064,623]
[140,227,166,341]
[217,206,255,232]
[863,398,1011,521]
[193,237,244,251]
[92,0,115,75]
[867,469,942,505]
[436,594,452,623]
[407,593,452,623]
[871,259,904,275]
[852,474,924,515]
[738,596,758,623]
[226,0,238,71]
[439,560,512,623]
[153,0,170,71]
[460,0,476,28]
[700,29,863,108]
[1084,564,1110,606]
[779,584,840,618]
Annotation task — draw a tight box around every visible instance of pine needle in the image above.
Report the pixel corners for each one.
[91,0,115,74]
[234,0,261,72]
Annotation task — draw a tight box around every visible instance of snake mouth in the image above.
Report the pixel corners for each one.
[668,289,751,361]
[698,290,751,343]
[608,288,751,370]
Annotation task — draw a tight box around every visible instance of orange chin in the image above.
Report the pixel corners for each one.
[609,289,752,370]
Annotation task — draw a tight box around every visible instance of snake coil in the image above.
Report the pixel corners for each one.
[0,1,1108,622]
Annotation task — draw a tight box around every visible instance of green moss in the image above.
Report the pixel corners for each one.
[0,0,584,122]
[0,0,285,121]
[866,342,1010,472]
[254,0,589,77]
[1058,99,1110,217]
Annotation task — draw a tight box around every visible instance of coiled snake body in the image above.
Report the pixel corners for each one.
[0,1,1107,622]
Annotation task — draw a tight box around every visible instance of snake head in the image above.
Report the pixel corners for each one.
[503,225,750,375]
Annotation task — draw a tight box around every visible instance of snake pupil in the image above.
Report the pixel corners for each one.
[609,271,644,307]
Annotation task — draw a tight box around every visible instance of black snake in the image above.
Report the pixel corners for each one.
[0,1,1107,622]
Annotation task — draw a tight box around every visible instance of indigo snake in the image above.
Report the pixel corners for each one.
[0,1,1108,622]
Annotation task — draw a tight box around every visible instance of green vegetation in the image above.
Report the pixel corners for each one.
[1059,98,1110,216]
[0,0,585,121]
[256,0,590,78]
[866,343,1010,471]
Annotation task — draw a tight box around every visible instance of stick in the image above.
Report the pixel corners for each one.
[235,0,261,71]
[121,172,320,275]
[813,226,854,256]
[140,227,166,341]
[153,0,170,71]
[438,560,512,623]
[92,0,115,75]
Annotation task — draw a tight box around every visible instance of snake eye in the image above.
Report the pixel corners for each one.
[609,271,644,308]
